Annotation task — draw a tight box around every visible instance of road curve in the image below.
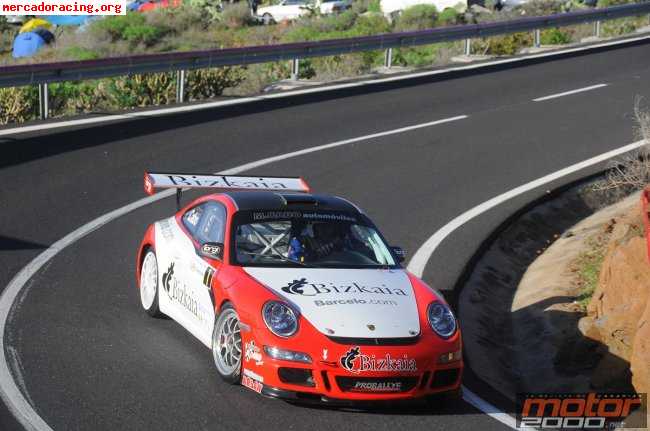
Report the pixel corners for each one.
[1,39,650,431]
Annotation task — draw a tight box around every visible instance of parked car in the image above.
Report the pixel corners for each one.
[494,0,529,10]
[5,16,27,25]
[257,0,350,24]
[380,0,465,20]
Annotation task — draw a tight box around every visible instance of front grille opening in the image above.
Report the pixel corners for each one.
[336,376,419,393]
[419,371,431,389]
[320,371,331,391]
[430,369,460,389]
[327,336,419,346]
[278,368,315,387]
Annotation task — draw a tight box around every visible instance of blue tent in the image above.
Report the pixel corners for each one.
[12,32,46,58]
[43,15,92,26]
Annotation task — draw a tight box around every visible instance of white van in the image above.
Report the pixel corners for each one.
[380,0,466,20]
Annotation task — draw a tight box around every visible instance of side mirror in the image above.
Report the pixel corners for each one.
[391,246,406,263]
[200,242,224,260]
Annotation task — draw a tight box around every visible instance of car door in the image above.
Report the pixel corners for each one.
[178,200,227,347]
[283,0,308,19]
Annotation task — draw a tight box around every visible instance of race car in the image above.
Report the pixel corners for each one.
[136,172,462,402]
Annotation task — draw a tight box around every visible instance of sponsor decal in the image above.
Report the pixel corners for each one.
[244,341,263,366]
[159,219,173,240]
[281,278,407,297]
[162,262,206,322]
[166,175,290,190]
[322,349,328,361]
[201,243,222,258]
[313,298,398,307]
[251,211,356,222]
[352,381,402,392]
[340,346,417,374]
[253,211,302,221]
[203,267,216,288]
[242,369,264,393]
[517,393,646,429]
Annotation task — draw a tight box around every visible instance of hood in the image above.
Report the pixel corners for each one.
[243,267,421,338]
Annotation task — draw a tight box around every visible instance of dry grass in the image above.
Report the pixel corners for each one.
[595,99,650,192]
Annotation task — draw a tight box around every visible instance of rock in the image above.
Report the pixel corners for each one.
[586,235,650,360]
[632,308,650,394]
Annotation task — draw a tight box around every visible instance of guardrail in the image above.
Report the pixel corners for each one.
[3,1,650,119]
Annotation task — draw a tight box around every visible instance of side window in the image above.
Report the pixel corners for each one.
[182,201,227,244]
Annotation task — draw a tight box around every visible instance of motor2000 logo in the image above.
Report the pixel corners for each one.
[340,346,417,374]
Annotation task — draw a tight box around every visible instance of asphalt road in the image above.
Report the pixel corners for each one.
[1,38,650,431]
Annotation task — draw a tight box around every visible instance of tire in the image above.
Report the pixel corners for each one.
[139,249,162,317]
[212,304,242,384]
[262,13,274,25]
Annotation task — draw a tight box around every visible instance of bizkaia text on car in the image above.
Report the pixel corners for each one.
[136,172,462,402]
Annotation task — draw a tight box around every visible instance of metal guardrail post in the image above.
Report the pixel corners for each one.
[38,83,48,120]
[176,70,186,103]
[464,38,471,56]
[384,48,393,68]
[534,29,541,47]
[290,59,300,80]
[594,20,602,38]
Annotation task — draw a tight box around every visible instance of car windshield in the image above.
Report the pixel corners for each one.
[232,210,397,268]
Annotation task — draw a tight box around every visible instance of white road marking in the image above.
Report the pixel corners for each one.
[462,387,520,429]
[0,115,467,431]
[407,138,647,429]
[1,33,649,137]
[532,83,608,102]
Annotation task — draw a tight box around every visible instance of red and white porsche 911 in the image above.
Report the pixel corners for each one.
[136,172,462,402]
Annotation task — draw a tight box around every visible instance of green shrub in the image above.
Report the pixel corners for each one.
[221,2,254,29]
[596,0,633,8]
[394,45,438,66]
[65,46,101,60]
[307,10,357,32]
[185,0,224,23]
[395,4,438,31]
[0,27,16,54]
[106,73,176,108]
[148,4,207,30]
[602,17,640,37]
[186,67,246,100]
[91,13,147,41]
[352,13,391,34]
[122,23,168,46]
[540,28,571,45]
[349,0,369,14]
[0,87,38,125]
[367,0,381,13]
[48,81,108,115]
[475,32,532,55]
[437,7,459,26]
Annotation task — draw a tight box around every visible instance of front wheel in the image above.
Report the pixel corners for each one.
[139,249,162,317]
[212,304,242,384]
[262,13,274,24]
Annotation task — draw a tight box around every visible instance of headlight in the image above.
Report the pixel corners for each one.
[427,302,457,338]
[264,346,312,363]
[262,301,298,337]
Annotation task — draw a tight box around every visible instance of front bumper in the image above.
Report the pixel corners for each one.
[240,329,463,401]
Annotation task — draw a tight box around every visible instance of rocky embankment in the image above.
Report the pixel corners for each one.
[459,182,650,409]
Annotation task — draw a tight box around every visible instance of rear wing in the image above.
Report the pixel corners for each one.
[144,172,311,209]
